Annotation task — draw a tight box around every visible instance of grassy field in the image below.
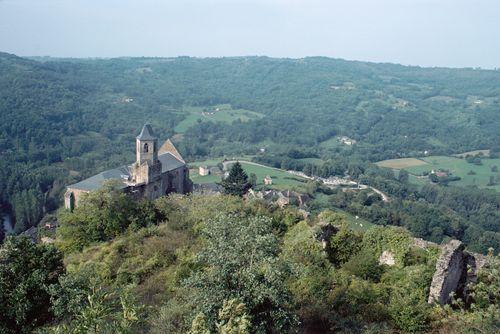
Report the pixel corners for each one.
[226,162,307,189]
[174,104,264,133]
[376,157,428,169]
[189,159,307,190]
[319,137,341,149]
[190,172,221,184]
[341,211,376,232]
[406,156,500,191]
[310,194,376,232]
[187,155,255,168]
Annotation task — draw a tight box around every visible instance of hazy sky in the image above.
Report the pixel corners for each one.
[0,0,499,68]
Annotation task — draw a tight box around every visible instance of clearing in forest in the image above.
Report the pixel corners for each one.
[174,104,264,133]
[376,158,428,169]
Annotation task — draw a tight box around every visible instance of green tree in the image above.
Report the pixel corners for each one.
[185,213,297,332]
[190,313,211,334]
[57,181,158,252]
[0,222,4,244]
[327,225,363,266]
[0,236,64,333]
[281,221,337,328]
[343,248,384,282]
[487,175,496,186]
[220,162,251,197]
[216,299,251,334]
[248,173,257,188]
[398,169,409,183]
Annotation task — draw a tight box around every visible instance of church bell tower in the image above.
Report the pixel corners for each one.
[132,124,161,184]
[136,124,158,164]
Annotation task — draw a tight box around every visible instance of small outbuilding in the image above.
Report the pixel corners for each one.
[199,166,210,176]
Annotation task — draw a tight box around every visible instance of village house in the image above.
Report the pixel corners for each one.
[340,136,357,146]
[199,166,210,176]
[431,169,448,178]
[263,175,273,185]
[209,166,222,175]
[64,124,192,210]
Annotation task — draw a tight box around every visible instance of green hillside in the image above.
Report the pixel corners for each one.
[4,191,497,334]
[0,52,498,260]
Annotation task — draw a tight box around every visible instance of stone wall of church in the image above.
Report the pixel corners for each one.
[65,165,192,210]
[64,188,90,209]
[126,166,191,202]
[160,166,191,195]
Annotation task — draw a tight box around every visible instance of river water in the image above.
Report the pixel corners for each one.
[3,214,13,234]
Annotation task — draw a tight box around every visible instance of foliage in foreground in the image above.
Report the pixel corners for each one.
[3,192,496,333]
[0,236,64,333]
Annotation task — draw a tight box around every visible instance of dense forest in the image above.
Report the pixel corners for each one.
[0,52,499,252]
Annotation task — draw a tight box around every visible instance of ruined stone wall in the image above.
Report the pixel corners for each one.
[427,240,486,305]
[428,240,465,305]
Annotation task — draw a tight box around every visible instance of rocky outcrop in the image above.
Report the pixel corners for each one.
[413,237,438,249]
[428,240,465,305]
[427,240,486,305]
[378,250,396,266]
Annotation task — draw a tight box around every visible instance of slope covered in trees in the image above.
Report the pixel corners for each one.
[0,52,499,250]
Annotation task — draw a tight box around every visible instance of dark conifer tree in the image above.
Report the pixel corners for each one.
[221,162,251,197]
[0,224,4,244]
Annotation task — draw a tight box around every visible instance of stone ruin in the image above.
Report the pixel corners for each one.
[314,222,487,306]
[427,239,486,305]
[375,237,487,306]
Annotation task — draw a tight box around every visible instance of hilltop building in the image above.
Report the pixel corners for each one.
[64,124,192,210]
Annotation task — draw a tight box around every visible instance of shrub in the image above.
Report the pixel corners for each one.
[343,248,384,282]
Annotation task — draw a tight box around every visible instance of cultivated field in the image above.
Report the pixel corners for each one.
[376,157,428,169]
[377,155,500,191]
[174,104,264,133]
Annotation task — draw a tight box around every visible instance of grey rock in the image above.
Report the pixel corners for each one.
[427,239,486,306]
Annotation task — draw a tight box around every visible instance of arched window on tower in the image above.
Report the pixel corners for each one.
[144,143,149,152]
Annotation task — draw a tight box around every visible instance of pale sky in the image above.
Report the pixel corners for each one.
[0,0,499,68]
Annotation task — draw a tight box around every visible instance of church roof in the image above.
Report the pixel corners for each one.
[137,124,156,140]
[67,152,186,192]
[158,152,185,172]
[67,166,131,191]
[159,139,185,163]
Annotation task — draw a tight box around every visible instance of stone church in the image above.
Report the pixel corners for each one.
[64,124,192,210]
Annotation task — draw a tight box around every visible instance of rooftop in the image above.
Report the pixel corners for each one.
[68,152,185,191]
[137,124,156,141]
